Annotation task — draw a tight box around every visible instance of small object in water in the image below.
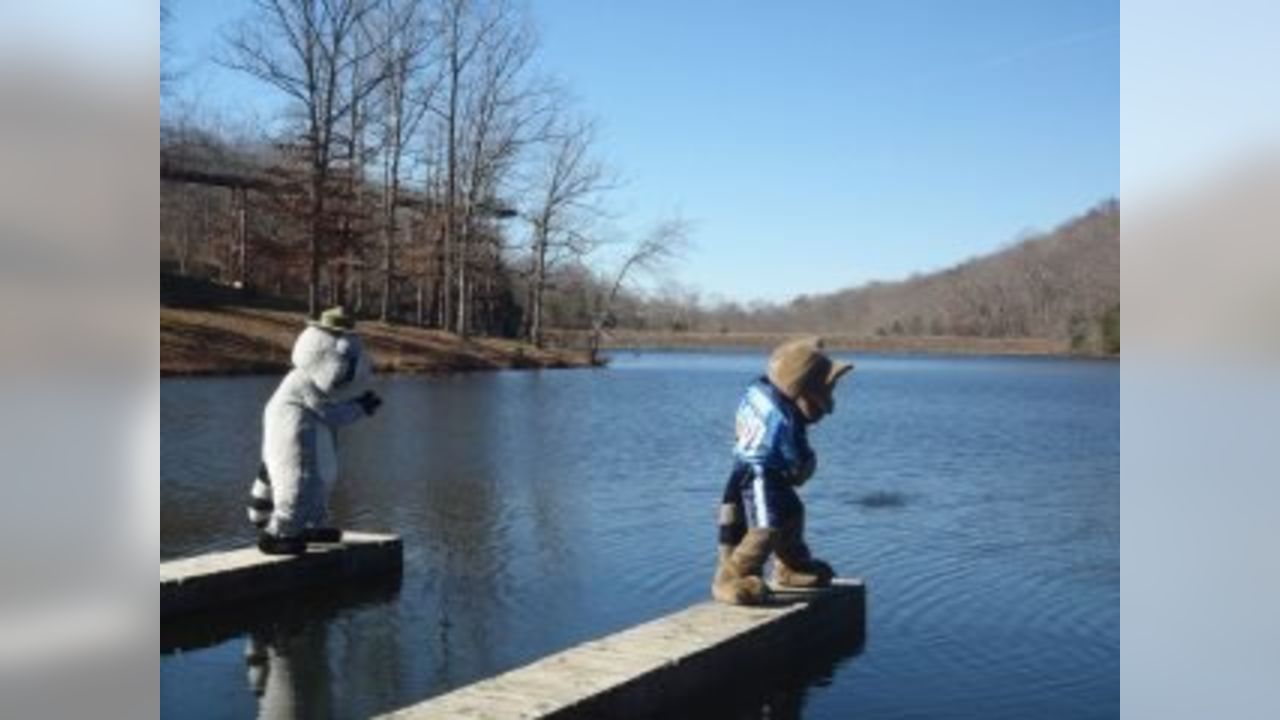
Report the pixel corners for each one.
[855,490,907,508]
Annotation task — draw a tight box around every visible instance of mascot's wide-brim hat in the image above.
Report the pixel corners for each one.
[307,306,356,334]
[767,337,853,402]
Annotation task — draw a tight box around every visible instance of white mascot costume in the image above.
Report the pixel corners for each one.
[248,307,381,554]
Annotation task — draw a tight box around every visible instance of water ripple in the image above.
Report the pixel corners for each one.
[162,354,1118,719]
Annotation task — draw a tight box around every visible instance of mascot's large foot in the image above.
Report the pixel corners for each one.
[302,527,343,543]
[257,533,306,556]
[712,567,770,605]
[710,528,777,606]
[772,516,835,588]
[772,558,835,589]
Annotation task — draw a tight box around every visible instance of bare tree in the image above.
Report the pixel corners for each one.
[456,0,546,336]
[589,218,690,361]
[161,0,179,99]
[370,0,436,321]
[433,0,489,332]
[426,0,549,336]
[337,21,374,311]
[523,115,610,346]
[222,0,386,317]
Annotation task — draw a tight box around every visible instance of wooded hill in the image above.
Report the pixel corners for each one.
[619,200,1120,354]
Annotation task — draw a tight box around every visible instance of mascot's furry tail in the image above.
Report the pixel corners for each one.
[247,463,273,529]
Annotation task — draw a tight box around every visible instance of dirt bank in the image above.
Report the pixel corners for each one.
[162,305,595,376]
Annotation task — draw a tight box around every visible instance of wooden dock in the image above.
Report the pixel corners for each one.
[160,531,403,618]
[379,579,865,719]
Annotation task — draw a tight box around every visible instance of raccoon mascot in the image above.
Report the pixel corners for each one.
[248,307,382,554]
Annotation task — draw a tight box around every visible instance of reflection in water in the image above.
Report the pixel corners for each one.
[243,624,332,719]
[162,354,1118,719]
[162,575,403,719]
[693,629,866,720]
[161,574,402,655]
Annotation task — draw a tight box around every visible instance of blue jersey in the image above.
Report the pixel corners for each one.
[732,377,814,483]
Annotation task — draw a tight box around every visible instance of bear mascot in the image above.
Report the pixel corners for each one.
[712,337,852,605]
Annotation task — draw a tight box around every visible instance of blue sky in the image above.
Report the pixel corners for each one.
[167,0,1118,304]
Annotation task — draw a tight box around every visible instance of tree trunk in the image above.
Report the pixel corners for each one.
[381,83,401,322]
[444,37,460,334]
[380,175,396,322]
[308,172,324,318]
[416,278,425,326]
[456,226,468,336]
[530,222,548,347]
[522,258,536,341]
[236,187,248,288]
[180,222,189,275]
[434,226,446,328]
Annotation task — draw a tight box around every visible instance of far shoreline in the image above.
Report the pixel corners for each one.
[566,330,1116,360]
[161,305,1114,379]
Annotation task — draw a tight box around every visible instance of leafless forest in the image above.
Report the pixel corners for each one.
[161,0,1118,354]
[620,201,1119,354]
[162,0,678,347]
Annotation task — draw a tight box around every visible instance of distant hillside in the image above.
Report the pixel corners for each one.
[650,200,1119,354]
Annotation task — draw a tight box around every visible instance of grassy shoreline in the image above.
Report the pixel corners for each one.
[162,305,1110,378]
[559,329,1104,358]
[161,305,595,377]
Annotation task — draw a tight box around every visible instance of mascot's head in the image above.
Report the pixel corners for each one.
[767,337,853,423]
[291,307,370,395]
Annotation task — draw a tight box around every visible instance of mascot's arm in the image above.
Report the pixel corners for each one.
[777,415,817,486]
[314,398,365,428]
[793,454,817,486]
[297,381,367,429]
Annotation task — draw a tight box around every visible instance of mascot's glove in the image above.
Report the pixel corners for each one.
[356,390,383,416]
[791,455,817,486]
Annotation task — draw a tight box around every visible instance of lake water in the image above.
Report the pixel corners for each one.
[161,351,1119,719]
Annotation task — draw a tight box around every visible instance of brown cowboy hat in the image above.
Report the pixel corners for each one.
[306,306,356,334]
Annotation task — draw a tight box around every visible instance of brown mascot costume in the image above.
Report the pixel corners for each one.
[712,338,852,605]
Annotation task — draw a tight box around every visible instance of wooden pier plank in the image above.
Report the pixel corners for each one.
[160,531,403,618]
[380,579,865,719]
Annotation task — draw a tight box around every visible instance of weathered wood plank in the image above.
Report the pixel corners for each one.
[380,579,865,719]
[160,531,402,618]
